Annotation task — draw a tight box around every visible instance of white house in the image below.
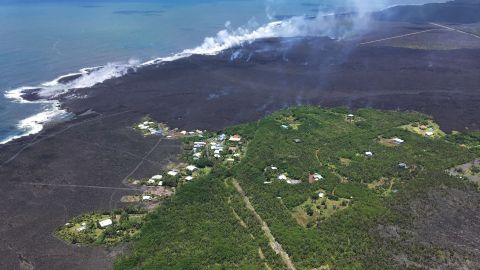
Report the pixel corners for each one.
[226,158,235,162]
[186,165,197,172]
[185,176,193,181]
[318,192,325,198]
[425,131,434,137]
[151,175,163,180]
[392,138,405,144]
[167,170,178,176]
[365,151,373,157]
[313,173,324,181]
[193,152,202,158]
[281,125,289,129]
[278,174,288,180]
[347,114,354,118]
[287,179,302,185]
[180,130,187,135]
[99,218,113,228]
[137,124,148,130]
[214,154,221,158]
[158,181,163,186]
[271,166,278,170]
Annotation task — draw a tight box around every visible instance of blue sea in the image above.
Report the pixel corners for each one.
[0,0,442,143]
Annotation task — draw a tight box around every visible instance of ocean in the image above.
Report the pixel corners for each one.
[0,0,443,144]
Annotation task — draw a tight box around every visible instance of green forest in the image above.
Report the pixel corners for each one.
[115,106,480,270]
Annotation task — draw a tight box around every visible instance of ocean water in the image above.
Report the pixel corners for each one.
[0,0,443,144]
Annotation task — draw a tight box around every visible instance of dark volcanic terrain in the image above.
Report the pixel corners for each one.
[2,1,480,269]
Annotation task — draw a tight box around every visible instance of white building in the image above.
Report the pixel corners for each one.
[99,219,113,228]
[425,131,434,137]
[392,138,405,144]
[142,195,152,201]
[185,176,193,181]
[151,175,163,180]
[365,151,373,157]
[186,165,197,172]
[167,170,178,176]
[318,192,325,198]
[313,173,324,181]
[278,174,288,180]
[287,179,302,185]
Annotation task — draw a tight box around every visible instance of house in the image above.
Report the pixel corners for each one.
[392,138,405,145]
[214,150,221,155]
[365,151,373,157]
[99,218,113,228]
[287,179,302,185]
[185,176,193,181]
[142,195,152,201]
[214,154,221,158]
[318,192,325,198]
[226,158,235,162]
[425,131,434,137]
[77,222,86,232]
[281,125,289,129]
[229,134,242,142]
[309,173,324,184]
[186,165,197,172]
[293,139,302,143]
[167,170,178,176]
[233,153,241,157]
[193,152,202,158]
[194,141,206,146]
[147,179,156,184]
[271,166,278,170]
[158,181,163,186]
[347,114,354,118]
[180,130,187,135]
[264,181,272,184]
[278,174,288,180]
[137,124,148,130]
[398,163,408,169]
[196,129,203,134]
[151,175,163,180]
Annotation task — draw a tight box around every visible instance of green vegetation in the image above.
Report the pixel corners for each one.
[116,106,479,269]
[56,208,146,246]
